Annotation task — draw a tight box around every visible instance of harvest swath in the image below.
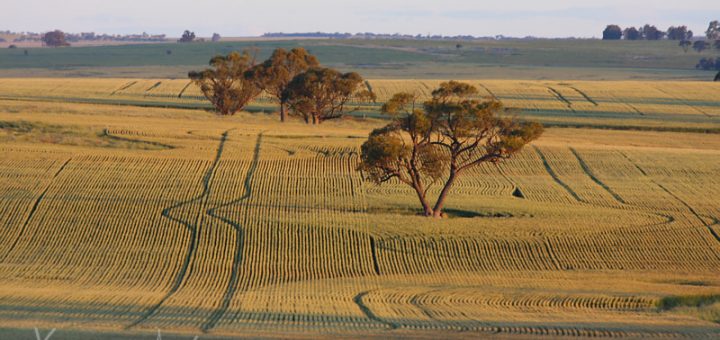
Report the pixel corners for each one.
[0,82,719,338]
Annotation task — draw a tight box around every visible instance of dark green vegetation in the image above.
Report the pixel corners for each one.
[658,295,720,324]
[0,39,716,80]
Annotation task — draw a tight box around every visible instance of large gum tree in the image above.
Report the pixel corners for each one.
[358,81,544,218]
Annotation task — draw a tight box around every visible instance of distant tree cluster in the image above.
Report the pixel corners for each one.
[603,24,679,40]
[696,57,720,71]
[178,30,196,43]
[189,48,374,122]
[7,30,166,43]
[263,32,502,41]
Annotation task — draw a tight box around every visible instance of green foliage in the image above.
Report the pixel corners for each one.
[693,41,710,53]
[188,51,261,115]
[249,48,320,121]
[359,81,544,217]
[603,25,622,40]
[706,20,720,40]
[658,295,720,324]
[679,40,692,52]
[284,67,374,124]
[178,30,196,43]
[658,295,720,310]
[42,30,70,47]
[623,27,641,41]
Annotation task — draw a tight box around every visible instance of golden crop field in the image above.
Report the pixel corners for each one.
[0,80,719,338]
[1,78,718,134]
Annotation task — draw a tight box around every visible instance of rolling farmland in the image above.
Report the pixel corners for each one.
[1,80,720,338]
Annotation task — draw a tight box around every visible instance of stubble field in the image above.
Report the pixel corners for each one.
[0,79,719,338]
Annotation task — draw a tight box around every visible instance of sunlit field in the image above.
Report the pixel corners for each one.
[1,77,719,338]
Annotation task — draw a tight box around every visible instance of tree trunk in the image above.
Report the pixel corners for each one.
[279,102,286,122]
[432,168,458,218]
[411,182,433,216]
[311,114,317,125]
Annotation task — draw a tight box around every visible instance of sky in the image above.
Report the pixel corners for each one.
[2,0,719,38]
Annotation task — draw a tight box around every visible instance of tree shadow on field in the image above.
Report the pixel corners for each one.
[367,206,517,219]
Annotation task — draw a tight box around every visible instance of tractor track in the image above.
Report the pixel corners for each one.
[201,133,263,333]
[620,152,720,248]
[353,291,399,330]
[533,146,584,203]
[0,158,71,263]
[126,131,230,329]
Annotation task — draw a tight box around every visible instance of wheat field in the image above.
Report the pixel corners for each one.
[0,80,719,338]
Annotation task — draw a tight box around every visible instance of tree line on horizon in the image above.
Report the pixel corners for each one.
[602,21,719,42]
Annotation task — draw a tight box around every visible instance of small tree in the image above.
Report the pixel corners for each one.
[248,48,320,122]
[188,51,261,115]
[42,30,70,47]
[667,26,690,40]
[696,58,719,70]
[706,20,720,40]
[358,81,543,218]
[693,40,709,53]
[284,68,374,124]
[178,30,196,43]
[679,40,692,52]
[211,33,221,42]
[641,25,664,40]
[623,27,641,40]
[715,71,720,82]
[603,25,622,40]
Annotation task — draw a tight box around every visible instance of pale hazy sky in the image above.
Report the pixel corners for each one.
[3,0,719,38]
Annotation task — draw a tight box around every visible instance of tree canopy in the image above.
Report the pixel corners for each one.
[667,26,692,40]
[283,68,374,124]
[178,30,196,43]
[623,27,641,41]
[42,30,70,47]
[679,40,692,52]
[248,48,320,122]
[640,25,665,40]
[707,20,720,40]
[603,25,622,40]
[358,81,543,218]
[188,51,261,115]
[693,41,709,53]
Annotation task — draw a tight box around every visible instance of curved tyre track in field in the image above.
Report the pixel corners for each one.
[570,148,626,204]
[620,152,720,247]
[351,287,702,337]
[353,291,399,330]
[0,158,71,263]
[126,131,229,329]
[533,146,584,203]
[201,133,263,333]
